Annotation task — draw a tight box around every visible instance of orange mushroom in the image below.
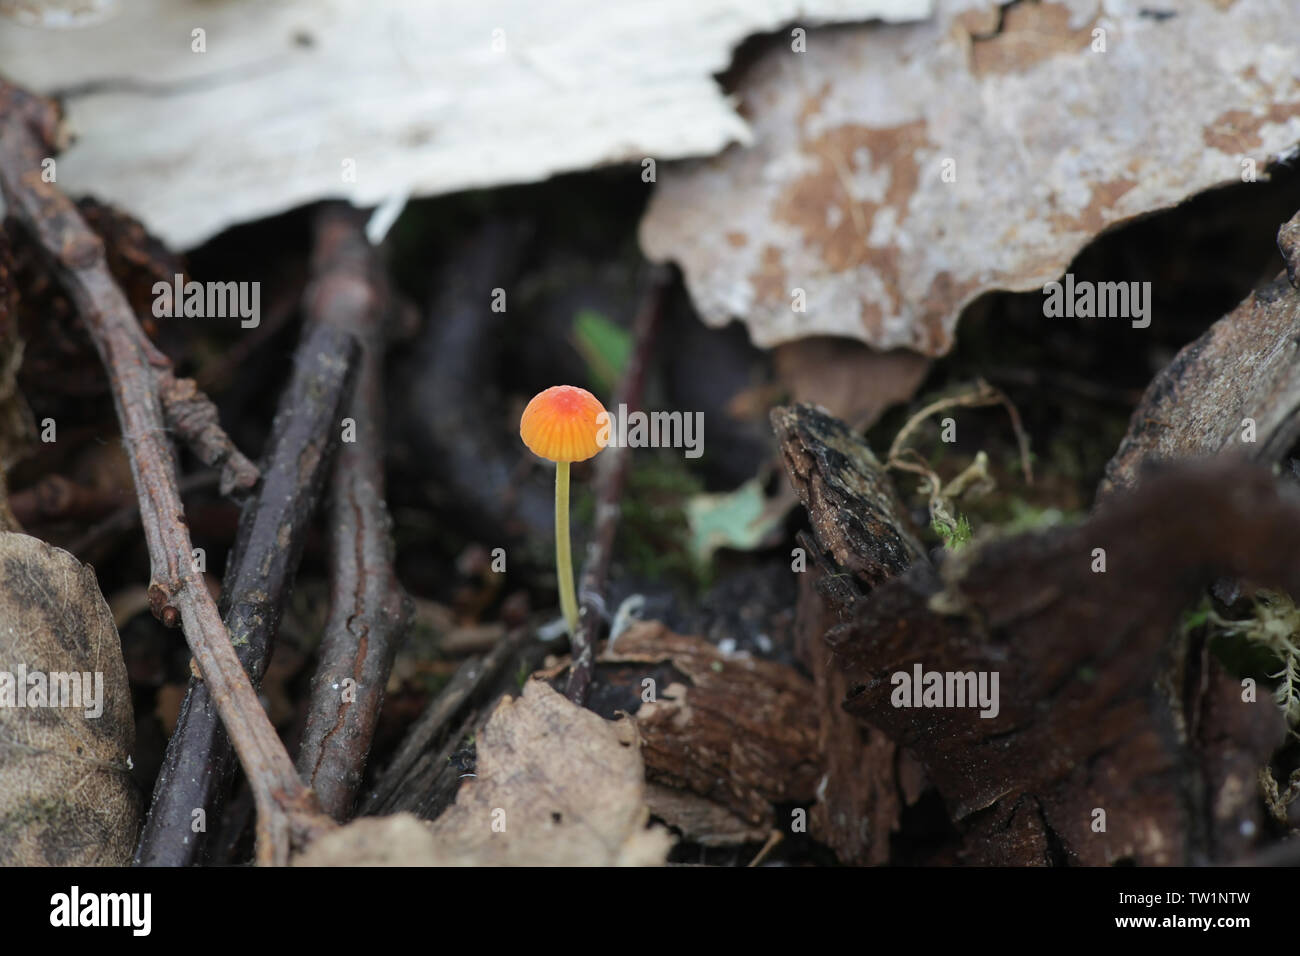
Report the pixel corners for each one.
[519,385,608,635]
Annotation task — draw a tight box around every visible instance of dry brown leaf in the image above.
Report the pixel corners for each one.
[642,783,771,848]
[0,532,138,865]
[773,338,930,429]
[641,0,1300,354]
[298,680,672,866]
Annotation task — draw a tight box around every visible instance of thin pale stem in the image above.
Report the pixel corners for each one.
[555,461,579,636]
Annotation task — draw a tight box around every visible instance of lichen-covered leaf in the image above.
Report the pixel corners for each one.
[641,0,1300,354]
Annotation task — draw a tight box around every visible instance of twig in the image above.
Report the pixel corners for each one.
[747,830,783,867]
[295,203,412,820]
[133,321,359,865]
[564,266,669,705]
[157,373,260,495]
[0,80,329,864]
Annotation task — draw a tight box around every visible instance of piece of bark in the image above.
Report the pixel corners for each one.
[1100,210,1300,498]
[830,462,1291,865]
[794,564,901,864]
[604,622,821,828]
[1195,659,1281,863]
[771,402,923,863]
[1,0,930,249]
[771,403,926,590]
[640,0,1300,354]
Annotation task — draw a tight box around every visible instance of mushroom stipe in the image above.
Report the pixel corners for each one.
[519,385,608,636]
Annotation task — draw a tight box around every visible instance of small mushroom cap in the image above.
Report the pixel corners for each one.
[519,385,608,463]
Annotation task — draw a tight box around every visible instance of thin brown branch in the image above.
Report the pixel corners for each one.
[134,320,359,865]
[0,81,328,865]
[564,266,670,705]
[157,373,259,495]
[295,203,412,820]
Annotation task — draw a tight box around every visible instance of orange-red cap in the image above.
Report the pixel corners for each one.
[519,385,608,463]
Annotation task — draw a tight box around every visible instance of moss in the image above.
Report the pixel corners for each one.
[576,452,707,589]
[931,512,972,551]
[1187,589,1300,728]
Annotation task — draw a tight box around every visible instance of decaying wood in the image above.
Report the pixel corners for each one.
[794,562,903,864]
[642,784,771,848]
[830,462,1290,865]
[601,622,822,832]
[134,320,359,865]
[772,402,922,863]
[771,403,926,590]
[296,204,412,821]
[0,79,329,865]
[1100,208,1300,498]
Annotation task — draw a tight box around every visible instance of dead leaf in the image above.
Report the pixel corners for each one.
[643,783,770,848]
[0,532,138,865]
[774,339,930,429]
[641,0,1300,354]
[299,680,672,865]
[0,0,932,248]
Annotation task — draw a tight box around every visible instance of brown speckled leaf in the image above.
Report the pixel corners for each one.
[641,0,1300,354]
[0,532,137,865]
